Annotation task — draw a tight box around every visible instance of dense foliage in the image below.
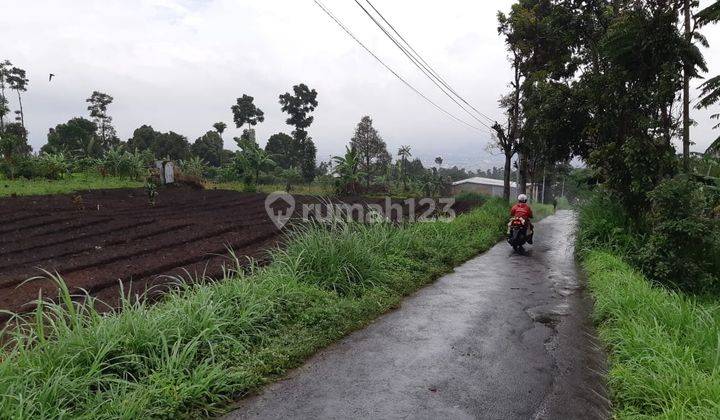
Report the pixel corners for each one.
[578,177,720,295]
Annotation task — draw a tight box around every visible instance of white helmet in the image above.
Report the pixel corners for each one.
[517,194,528,203]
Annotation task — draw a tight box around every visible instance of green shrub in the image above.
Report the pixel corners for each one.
[69,157,100,173]
[1,154,69,180]
[212,165,241,182]
[98,147,150,180]
[35,153,70,180]
[636,176,720,294]
[579,181,720,294]
[178,156,208,179]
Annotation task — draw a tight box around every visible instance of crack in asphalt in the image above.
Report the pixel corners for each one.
[225,211,609,419]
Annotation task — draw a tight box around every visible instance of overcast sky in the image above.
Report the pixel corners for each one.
[2,0,719,169]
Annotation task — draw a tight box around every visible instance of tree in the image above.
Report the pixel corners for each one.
[333,146,365,195]
[279,83,319,182]
[264,132,296,169]
[127,125,160,152]
[43,117,100,157]
[280,166,302,192]
[491,119,516,202]
[212,122,227,165]
[231,94,264,132]
[697,0,720,148]
[0,60,10,132]
[127,125,190,160]
[235,136,275,186]
[213,122,227,134]
[191,131,224,166]
[350,116,390,189]
[397,145,412,190]
[0,132,31,164]
[154,132,190,160]
[6,66,28,136]
[579,3,705,214]
[86,91,117,149]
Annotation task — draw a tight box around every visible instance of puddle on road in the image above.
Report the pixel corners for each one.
[525,303,571,327]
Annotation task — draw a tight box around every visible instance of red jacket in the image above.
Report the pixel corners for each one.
[510,203,533,219]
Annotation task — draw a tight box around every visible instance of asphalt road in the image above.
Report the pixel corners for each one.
[225,210,609,419]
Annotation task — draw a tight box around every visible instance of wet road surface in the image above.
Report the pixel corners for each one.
[225,211,609,419]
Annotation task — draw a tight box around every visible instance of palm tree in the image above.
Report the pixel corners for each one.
[213,122,227,166]
[213,122,227,134]
[397,145,412,191]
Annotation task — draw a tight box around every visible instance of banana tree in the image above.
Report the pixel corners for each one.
[235,137,275,186]
[332,146,365,195]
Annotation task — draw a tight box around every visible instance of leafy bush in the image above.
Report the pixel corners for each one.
[97,147,150,180]
[70,157,100,173]
[178,156,208,179]
[210,166,241,183]
[0,154,69,180]
[35,153,70,179]
[579,178,720,295]
[636,176,720,293]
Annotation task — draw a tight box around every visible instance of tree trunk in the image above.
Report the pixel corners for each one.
[682,0,691,173]
[518,152,528,195]
[0,77,6,131]
[366,154,371,189]
[503,150,512,202]
[16,90,25,136]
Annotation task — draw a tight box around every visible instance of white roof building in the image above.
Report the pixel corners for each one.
[451,177,523,197]
[451,177,519,188]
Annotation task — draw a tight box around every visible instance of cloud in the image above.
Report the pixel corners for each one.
[2,0,719,167]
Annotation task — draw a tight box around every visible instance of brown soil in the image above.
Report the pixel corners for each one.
[0,186,480,319]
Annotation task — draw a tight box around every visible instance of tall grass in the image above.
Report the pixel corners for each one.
[0,198,513,418]
[583,251,720,418]
[0,173,142,197]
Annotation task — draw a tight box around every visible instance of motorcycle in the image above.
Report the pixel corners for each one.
[507,216,529,252]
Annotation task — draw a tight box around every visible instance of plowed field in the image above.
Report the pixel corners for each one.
[0,187,479,318]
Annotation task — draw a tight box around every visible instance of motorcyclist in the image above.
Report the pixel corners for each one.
[510,194,533,244]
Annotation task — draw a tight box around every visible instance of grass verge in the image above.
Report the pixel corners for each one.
[582,251,720,418]
[209,181,334,196]
[0,173,142,197]
[0,198,545,418]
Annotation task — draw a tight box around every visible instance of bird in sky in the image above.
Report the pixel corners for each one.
[49,73,55,82]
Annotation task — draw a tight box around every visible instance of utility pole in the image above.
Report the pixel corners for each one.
[516,159,520,198]
[541,169,546,204]
[683,0,692,173]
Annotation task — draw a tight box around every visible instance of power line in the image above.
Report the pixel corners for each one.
[359,0,498,125]
[312,0,489,134]
[352,0,493,131]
